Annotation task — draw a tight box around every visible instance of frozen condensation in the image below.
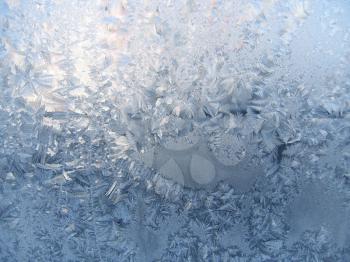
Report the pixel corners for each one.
[0,0,350,261]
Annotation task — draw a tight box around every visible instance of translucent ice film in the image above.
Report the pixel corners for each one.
[0,0,350,261]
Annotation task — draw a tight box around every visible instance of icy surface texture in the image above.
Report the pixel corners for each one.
[0,0,350,261]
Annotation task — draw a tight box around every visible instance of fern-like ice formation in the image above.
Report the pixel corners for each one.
[0,0,350,261]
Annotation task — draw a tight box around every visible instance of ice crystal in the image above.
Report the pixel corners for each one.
[0,0,350,261]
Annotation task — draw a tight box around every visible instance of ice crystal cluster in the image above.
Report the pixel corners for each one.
[1,0,350,261]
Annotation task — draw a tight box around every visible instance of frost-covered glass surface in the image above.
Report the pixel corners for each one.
[0,0,350,261]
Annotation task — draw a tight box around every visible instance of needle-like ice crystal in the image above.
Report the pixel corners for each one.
[0,0,350,261]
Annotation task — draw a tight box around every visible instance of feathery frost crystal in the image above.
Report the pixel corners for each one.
[0,0,350,261]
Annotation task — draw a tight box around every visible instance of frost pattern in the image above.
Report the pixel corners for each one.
[0,0,350,261]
